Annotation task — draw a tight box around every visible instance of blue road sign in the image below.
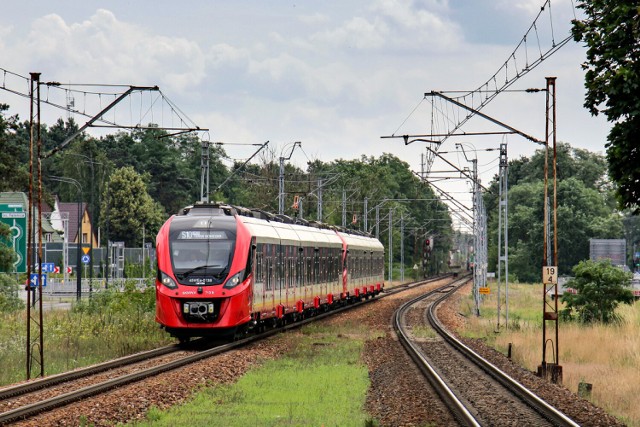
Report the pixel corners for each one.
[29,273,47,287]
[81,255,90,264]
[42,263,55,273]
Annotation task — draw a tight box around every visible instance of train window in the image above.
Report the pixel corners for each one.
[296,247,303,288]
[288,245,294,289]
[274,244,281,291]
[266,244,273,291]
[319,248,324,283]
[255,243,263,285]
[306,247,312,285]
[353,251,358,279]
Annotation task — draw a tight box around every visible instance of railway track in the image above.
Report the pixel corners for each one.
[394,276,580,427]
[0,275,449,425]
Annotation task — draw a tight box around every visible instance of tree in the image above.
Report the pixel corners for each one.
[561,259,634,324]
[485,143,622,281]
[572,1,640,212]
[0,223,21,312]
[101,166,166,247]
[0,222,17,272]
[0,104,28,192]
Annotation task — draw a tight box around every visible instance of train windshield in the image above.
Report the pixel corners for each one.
[170,230,235,283]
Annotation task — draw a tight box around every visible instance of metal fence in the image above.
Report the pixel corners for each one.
[39,243,156,278]
[41,277,151,295]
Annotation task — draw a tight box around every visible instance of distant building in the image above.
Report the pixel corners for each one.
[55,202,98,247]
[589,239,627,268]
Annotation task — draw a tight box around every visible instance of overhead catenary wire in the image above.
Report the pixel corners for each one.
[388,0,575,151]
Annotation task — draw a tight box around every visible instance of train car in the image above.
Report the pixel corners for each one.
[155,202,384,340]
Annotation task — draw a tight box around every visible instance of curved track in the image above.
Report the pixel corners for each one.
[0,275,449,424]
[394,277,580,427]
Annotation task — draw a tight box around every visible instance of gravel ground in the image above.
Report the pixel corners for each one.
[8,279,626,426]
[436,282,625,427]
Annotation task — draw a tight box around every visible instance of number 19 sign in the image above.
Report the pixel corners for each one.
[543,266,558,284]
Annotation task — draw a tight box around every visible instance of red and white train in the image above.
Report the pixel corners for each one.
[155,202,385,340]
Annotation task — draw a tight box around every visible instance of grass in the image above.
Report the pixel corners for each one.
[134,322,378,426]
[411,325,438,339]
[459,281,640,426]
[0,282,174,386]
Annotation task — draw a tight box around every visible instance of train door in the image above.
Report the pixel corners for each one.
[253,241,264,311]
[313,247,320,301]
[284,245,292,311]
[276,243,283,308]
[265,243,275,315]
[342,247,348,295]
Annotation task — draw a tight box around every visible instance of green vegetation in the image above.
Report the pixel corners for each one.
[0,98,454,275]
[135,324,374,427]
[484,143,625,282]
[411,325,437,339]
[561,259,634,324]
[0,281,172,386]
[459,281,640,426]
[0,222,17,274]
[572,1,640,212]
[101,166,166,247]
[0,273,23,313]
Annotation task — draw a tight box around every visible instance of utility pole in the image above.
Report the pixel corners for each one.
[26,72,44,380]
[497,142,509,329]
[364,197,368,233]
[278,141,301,215]
[317,178,323,222]
[539,76,562,384]
[341,190,346,227]
[388,208,393,283]
[200,139,209,202]
[400,213,404,283]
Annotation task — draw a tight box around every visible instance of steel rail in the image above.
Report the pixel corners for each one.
[426,283,581,427]
[0,275,451,424]
[394,277,481,427]
[0,343,181,400]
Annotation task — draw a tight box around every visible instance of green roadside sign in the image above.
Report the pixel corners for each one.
[0,204,27,273]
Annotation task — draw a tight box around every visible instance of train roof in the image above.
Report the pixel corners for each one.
[177,202,382,252]
[336,230,385,252]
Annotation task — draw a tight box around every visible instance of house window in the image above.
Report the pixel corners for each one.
[82,233,88,244]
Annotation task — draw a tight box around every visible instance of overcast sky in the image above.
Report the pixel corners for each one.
[0,1,609,226]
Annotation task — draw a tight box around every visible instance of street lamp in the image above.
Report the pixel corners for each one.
[49,176,82,301]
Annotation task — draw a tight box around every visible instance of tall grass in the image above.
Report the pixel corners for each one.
[460,282,640,426]
[0,281,173,386]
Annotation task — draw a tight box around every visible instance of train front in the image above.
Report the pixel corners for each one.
[155,205,253,340]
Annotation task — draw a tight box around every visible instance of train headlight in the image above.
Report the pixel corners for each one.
[223,270,244,289]
[160,271,178,290]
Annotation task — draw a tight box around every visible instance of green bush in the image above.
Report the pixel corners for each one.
[0,273,23,313]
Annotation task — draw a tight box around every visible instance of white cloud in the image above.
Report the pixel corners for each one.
[0,24,11,51]
[0,1,607,182]
[497,0,546,15]
[307,0,462,53]
[298,13,330,25]
[18,9,206,92]
[311,16,388,50]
